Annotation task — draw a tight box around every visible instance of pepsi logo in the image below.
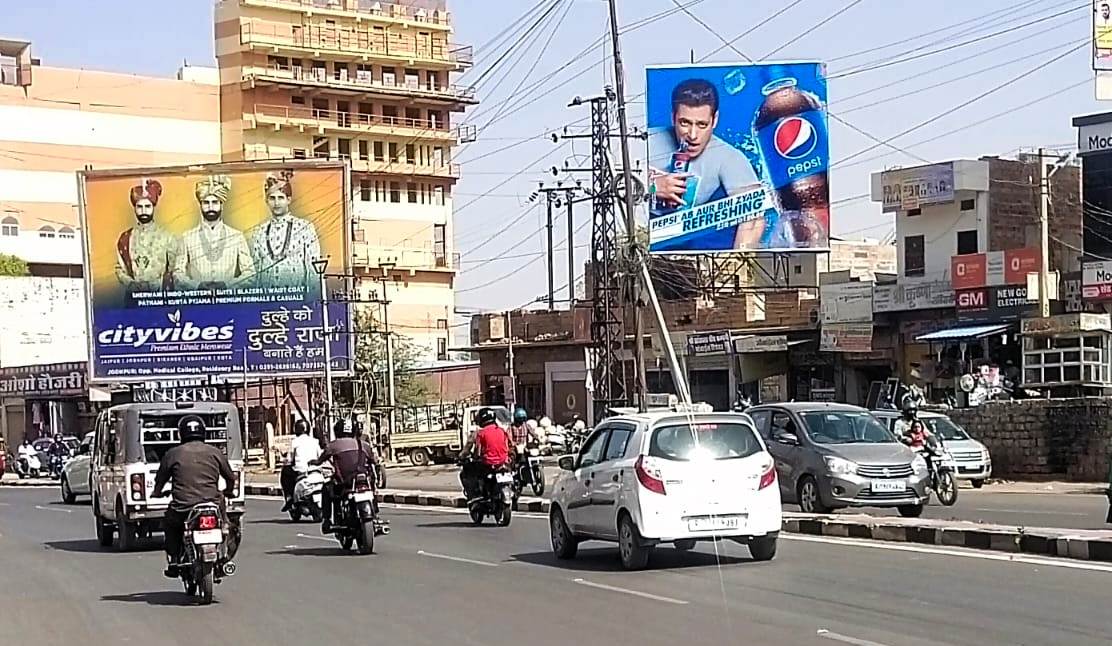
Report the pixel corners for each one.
[774,117,818,160]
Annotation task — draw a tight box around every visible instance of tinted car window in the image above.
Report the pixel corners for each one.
[649,422,761,461]
[577,429,610,469]
[749,411,771,438]
[603,427,634,462]
[801,411,896,445]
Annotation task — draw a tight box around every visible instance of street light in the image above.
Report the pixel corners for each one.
[312,257,334,439]
[377,262,397,459]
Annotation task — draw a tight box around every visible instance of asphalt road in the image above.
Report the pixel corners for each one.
[2,488,1112,645]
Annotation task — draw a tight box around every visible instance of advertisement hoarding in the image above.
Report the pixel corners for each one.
[951,248,1039,291]
[1096,1,1112,71]
[819,282,873,323]
[1082,260,1112,300]
[880,162,955,213]
[873,279,953,312]
[820,323,873,353]
[80,160,353,382]
[646,62,829,254]
[955,286,1034,322]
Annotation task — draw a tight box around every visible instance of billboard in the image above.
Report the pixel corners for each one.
[646,62,829,254]
[955,285,1034,322]
[80,160,353,382]
[880,162,954,213]
[819,282,873,324]
[1096,1,1112,71]
[951,248,1039,290]
[1083,260,1112,300]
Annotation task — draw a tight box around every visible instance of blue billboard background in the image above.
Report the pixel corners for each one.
[646,62,830,254]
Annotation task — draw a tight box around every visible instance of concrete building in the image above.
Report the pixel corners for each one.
[0,38,220,275]
[213,0,476,361]
[823,237,896,281]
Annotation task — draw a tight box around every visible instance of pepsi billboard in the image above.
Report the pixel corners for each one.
[646,62,830,254]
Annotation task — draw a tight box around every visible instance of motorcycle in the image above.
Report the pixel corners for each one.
[329,471,388,555]
[47,452,67,480]
[921,441,958,506]
[513,445,545,497]
[15,453,41,479]
[544,426,568,455]
[467,463,514,527]
[177,502,236,606]
[288,467,326,523]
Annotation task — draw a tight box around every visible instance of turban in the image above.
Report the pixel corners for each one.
[129,179,162,206]
[195,175,232,204]
[264,170,295,199]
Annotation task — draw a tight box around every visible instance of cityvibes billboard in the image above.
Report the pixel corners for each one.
[79,160,354,382]
[645,62,829,254]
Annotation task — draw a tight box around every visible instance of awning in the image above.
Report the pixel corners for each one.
[915,323,1011,343]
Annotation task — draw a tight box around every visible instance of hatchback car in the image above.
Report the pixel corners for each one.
[548,411,781,570]
[872,410,992,488]
[746,403,930,517]
[60,432,95,504]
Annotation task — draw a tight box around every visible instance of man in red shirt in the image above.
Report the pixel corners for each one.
[459,407,511,499]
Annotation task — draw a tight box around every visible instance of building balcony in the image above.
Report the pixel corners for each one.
[242,64,477,105]
[240,22,472,69]
[351,158,459,179]
[241,0,454,29]
[249,103,456,141]
[351,242,458,272]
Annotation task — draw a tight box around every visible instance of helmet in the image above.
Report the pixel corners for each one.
[538,416,552,429]
[513,407,529,424]
[573,420,586,432]
[333,417,354,437]
[178,415,206,443]
[474,407,497,427]
[525,419,538,431]
[900,395,918,418]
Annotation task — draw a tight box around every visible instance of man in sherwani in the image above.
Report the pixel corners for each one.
[177,175,254,290]
[248,170,322,299]
[115,178,178,294]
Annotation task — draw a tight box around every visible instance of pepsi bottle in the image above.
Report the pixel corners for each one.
[669,141,700,210]
[753,74,829,248]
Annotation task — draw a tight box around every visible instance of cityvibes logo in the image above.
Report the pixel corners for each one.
[97,310,235,349]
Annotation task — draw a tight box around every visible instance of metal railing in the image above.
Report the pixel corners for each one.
[351,243,459,270]
[253,102,453,135]
[244,0,453,26]
[245,65,476,101]
[350,158,460,178]
[241,22,472,66]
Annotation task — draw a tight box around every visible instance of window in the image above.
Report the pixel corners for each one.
[603,426,634,462]
[800,411,897,445]
[388,142,399,162]
[360,179,371,202]
[311,98,329,119]
[748,411,771,438]
[437,338,447,361]
[1,216,17,237]
[407,182,418,203]
[576,429,610,468]
[794,265,802,275]
[38,225,55,239]
[434,224,446,254]
[267,55,289,70]
[292,148,307,159]
[957,230,978,255]
[433,185,445,205]
[58,226,75,239]
[904,234,925,277]
[961,198,976,211]
[358,140,369,161]
[373,141,385,162]
[382,105,398,123]
[906,208,922,217]
[649,423,761,461]
[336,100,351,127]
[313,136,330,159]
[291,95,306,105]
[337,138,351,159]
[389,182,401,203]
[405,143,416,163]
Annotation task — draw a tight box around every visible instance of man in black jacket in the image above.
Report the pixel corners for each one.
[311,417,380,533]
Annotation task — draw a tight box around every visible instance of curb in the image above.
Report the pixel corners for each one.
[245,484,1112,563]
[0,479,56,488]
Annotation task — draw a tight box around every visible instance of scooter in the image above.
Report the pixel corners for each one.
[15,454,41,479]
[47,453,67,480]
[288,467,326,523]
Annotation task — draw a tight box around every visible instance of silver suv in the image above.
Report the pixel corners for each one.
[872,410,992,488]
[747,403,930,518]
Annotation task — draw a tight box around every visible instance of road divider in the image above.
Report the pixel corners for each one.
[244,483,1112,564]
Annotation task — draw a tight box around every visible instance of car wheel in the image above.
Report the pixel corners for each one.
[617,513,652,571]
[114,501,138,552]
[409,448,431,467]
[971,479,985,489]
[898,504,924,518]
[94,498,114,548]
[61,477,76,505]
[673,539,697,552]
[549,507,579,559]
[748,536,777,561]
[797,476,832,514]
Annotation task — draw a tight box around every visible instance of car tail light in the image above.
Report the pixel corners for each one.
[130,473,146,501]
[758,461,776,490]
[197,514,218,530]
[635,456,666,495]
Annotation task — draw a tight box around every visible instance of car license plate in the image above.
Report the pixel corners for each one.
[687,516,740,532]
[871,480,906,493]
[192,529,223,545]
[495,473,514,484]
[352,491,375,502]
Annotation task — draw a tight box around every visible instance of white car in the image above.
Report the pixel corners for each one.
[61,432,95,504]
[872,410,992,487]
[548,411,781,570]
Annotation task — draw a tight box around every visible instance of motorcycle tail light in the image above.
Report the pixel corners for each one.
[197,514,219,530]
[130,473,146,501]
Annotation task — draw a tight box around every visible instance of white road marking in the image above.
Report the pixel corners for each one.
[0,501,10,506]
[572,578,688,605]
[817,629,891,646]
[34,505,71,514]
[974,507,1089,517]
[417,550,500,568]
[784,534,1112,574]
[296,533,338,543]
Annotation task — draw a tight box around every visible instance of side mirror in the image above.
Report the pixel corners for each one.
[773,430,800,446]
[78,443,90,455]
[558,455,576,471]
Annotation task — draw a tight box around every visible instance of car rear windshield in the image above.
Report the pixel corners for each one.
[921,417,970,441]
[802,412,896,445]
[649,422,762,461]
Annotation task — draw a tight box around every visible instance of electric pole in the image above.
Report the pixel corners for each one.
[607,0,647,411]
[546,190,555,309]
[534,183,584,308]
[1038,148,1051,318]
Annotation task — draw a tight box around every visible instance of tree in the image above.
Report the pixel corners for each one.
[351,308,431,409]
[0,254,28,277]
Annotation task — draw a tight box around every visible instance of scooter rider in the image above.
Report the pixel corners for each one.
[281,420,321,512]
[459,407,512,499]
[892,396,919,440]
[509,407,542,451]
[16,438,38,475]
[152,415,237,578]
[311,417,380,533]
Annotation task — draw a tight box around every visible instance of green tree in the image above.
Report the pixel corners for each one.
[352,308,431,409]
[0,254,28,277]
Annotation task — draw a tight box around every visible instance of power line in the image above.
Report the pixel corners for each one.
[763,0,866,60]
[698,0,808,61]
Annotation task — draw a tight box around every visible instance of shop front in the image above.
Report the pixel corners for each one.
[0,362,93,447]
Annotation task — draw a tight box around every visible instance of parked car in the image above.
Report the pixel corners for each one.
[548,411,781,570]
[746,402,930,518]
[60,432,95,504]
[872,410,992,488]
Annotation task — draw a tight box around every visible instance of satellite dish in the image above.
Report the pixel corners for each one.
[959,374,976,393]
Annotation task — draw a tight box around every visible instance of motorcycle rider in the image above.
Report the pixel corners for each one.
[281,420,321,512]
[895,403,939,475]
[509,407,543,451]
[16,438,38,475]
[152,415,237,578]
[458,407,512,501]
[48,433,69,475]
[310,417,380,533]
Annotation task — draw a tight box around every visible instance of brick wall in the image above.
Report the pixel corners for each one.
[947,398,1111,481]
[470,308,589,344]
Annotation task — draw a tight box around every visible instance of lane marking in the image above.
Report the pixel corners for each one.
[784,534,1112,574]
[35,505,71,514]
[296,533,338,543]
[817,629,891,646]
[417,550,499,568]
[572,578,688,605]
[974,507,1089,517]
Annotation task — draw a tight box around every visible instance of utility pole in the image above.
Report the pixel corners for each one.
[377,264,397,450]
[607,0,647,411]
[566,194,575,302]
[546,190,556,310]
[534,183,583,306]
[1038,148,1051,318]
[311,258,334,439]
[505,309,516,408]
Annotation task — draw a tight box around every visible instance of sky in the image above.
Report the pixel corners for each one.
[6,0,1106,316]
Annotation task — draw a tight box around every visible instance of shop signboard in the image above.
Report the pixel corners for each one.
[1082,260,1112,300]
[820,282,873,323]
[686,330,731,356]
[951,248,1039,291]
[0,362,87,398]
[1020,313,1112,336]
[820,323,873,353]
[733,334,789,353]
[880,162,954,212]
[873,279,953,312]
[955,285,1035,322]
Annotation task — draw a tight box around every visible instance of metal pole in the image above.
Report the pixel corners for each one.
[1038,148,1051,318]
[506,310,516,407]
[566,193,575,303]
[641,261,691,405]
[380,276,397,449]
[319,270,335,440]
[607,0,647,411]
[546,191,555,310]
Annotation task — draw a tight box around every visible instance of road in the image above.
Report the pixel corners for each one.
[254,465,1112,530]
[2,488,1111,645]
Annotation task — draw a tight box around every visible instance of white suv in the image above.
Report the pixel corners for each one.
[548,412,781,570]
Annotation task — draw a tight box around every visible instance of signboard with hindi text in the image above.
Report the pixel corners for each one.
[880,163,954,213]
[79,160,354,382]
[0,362,87,398]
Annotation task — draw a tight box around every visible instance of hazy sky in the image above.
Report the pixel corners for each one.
[7,0,1103,314]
